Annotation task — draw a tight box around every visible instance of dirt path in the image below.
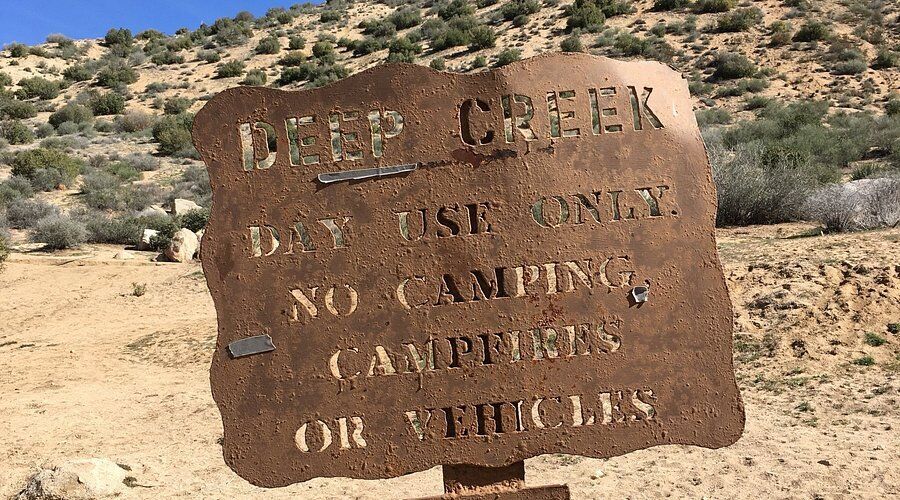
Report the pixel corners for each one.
[1,224,898,499]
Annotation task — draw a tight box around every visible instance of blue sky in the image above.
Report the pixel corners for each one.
[0,1,308,46]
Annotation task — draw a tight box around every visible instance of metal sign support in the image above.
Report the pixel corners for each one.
[414,462,570,499]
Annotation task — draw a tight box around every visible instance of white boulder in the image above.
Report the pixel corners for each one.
[164,228,199,262]
[137,229,159,251]
[169,199,202,216]
[16,458,128,499]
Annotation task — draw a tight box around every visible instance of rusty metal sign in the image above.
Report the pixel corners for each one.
[193,53,744,488]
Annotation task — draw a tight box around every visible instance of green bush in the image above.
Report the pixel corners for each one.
[255,36,281,55]
[63,64,93,82]
[653,0,688,10]
[115,111,155,133]
[361,20,397,39]
[288,35,306,50]
[0,229,9,269]
[872,49,898,70]
[1,120,34,144]
[80,212,144,245]
[320,10,342,23]
[216,60,245,78]
[105,161,140,181]
[6,198,60,228]
[561,35,584,52]
[500,0,541,21]
[151,50,185,65]
[793,20,829,42]
[565,0,606,32]
[312,41,337,63]
[0,176,34,206]
[124,153,160,172]
[0,99,36,119]
[717,7,762,32]
[387,7,422,29]
[832,59,867,75]
[693,0,734,13]
[696,108,732,126]
[49,103,93,127]
[151,114,195,156]
[31,215,88,250]
[468,25,497,50]
[81,170,129,210]
[7,43,29,58]
[197,50,221,64]
[430,57,446,70]
[387,37,423,63]
[11,148,83,184]
[241,69,267,86]
[163,97,192,115]
[88,92,125,115]
[95,63,138,88]
[280,51,307,66]
[769,20,792,47]
[712,52,756,80]
[104,28,134,47]
[886,99,900,117]
[437,0,475,20]
[495,49,521,67]
[29,168,71,191]
[180,208,210,233]
[17,77,60,100]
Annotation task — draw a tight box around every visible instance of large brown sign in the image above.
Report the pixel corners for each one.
[193,53,744,488]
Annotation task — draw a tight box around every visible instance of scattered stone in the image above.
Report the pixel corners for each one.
[137,229,159,251]
[16,458,128,499]
[136,205,167,218]
[164,228,199,263]
[817,459,831,466]
[590,468,605,480]
[113,251,135,261]
[169,199,202,216]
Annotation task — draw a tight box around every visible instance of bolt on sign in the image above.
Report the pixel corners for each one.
[193,53,744,488]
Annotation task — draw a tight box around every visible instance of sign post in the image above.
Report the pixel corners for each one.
[192,53,744,495]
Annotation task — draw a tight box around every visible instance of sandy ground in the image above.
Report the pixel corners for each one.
[1,223,898,499]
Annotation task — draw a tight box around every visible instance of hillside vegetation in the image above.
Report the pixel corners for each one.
[0,0,899,255]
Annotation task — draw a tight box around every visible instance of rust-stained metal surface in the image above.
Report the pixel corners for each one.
[193,53,744,487]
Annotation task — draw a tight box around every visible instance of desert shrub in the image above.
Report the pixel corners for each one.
[31,215,88,250]
[872,49,898,70]
[744,95,773,110]
[280,51,307,66]
[104,28,134,47]
[495,49,521,67]
[712,52,756,80]
[0,72,11,88]
[88,92,125,115]
[6,198,60,228]
[430,57,446,70]
[717,7,762,32]
[387,37,423,63]
[105,161,140,181]
[197,50,221,64]
[0,176,34,206]
[804,178,900,232]
[0,99,36,119]
[181,208,210,233]
[49,103,93,127]
[833,58,867,75]
[169,165,212,207]
[769,20,792,47]
[241,69,268,86]
[387,7,422,29]
[17,77,60,100]
[708,140,815,226]
[468,25,497,50]
[151,50,185,65]
[28,168,70,191]
[437,0,475,20]
[152,114,195,156]
[307,64,349,89]
[693,0,734,13]
[216,60,245,78]
[255,36,282,55]
[288,36,306,50]
[312,41,337,64]
[95,63,138,88]
[55,121,86,136]
[115,111,155,133]
[0,228,8,268]
[501,0,541,21]
[653,0,688,10]
[561,35,584,52]
[793,20,829,42]
[361,20,398,39]
[125,153,161,172]
[63,64,93,82]
[7,43,29,58]
[1,121,34,145]
[320,9,342,23]
[81,170,129,210]
[886,99,900,117]
[11,148,83,184]
[80,212,144,245]
[163,97,192,115]
[565,0,606,32]
[696,107,732,126]
[850,163,884,181]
